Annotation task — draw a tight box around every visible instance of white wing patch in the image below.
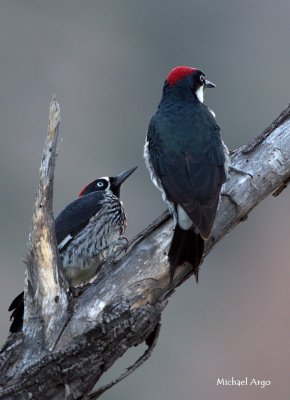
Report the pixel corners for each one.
[58,234,73,251]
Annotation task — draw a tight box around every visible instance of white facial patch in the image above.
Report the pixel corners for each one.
[99,177,110,190]
[195,85,204,103]
[177,205,192,230]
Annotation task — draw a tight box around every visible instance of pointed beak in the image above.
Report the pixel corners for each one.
[204,79,216,89]
[112,166,137,187]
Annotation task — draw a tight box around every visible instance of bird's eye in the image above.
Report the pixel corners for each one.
[97,181,104,187]
[200,75,205,83]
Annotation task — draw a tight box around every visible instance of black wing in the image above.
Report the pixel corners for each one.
[148,107,226,238]
[55,191,105,249]
[8,191,106,332]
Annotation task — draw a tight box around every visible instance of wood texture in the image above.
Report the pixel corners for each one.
[24,96,68,352]
[0,102,289,399]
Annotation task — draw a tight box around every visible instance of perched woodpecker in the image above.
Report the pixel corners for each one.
[9,166,137,332]
[144,66,228,281]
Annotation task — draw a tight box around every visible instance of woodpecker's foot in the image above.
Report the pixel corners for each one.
[115,236,129,253]
[112,237,129,263]
[69,285,88,298]
[229,166,253,178]
[106,237,129,265]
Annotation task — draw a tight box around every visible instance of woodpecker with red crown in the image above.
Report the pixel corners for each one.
[9,166,137,332]
[144,66,229,281]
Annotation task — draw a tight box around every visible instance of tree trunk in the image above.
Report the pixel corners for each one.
[0,98,289,400]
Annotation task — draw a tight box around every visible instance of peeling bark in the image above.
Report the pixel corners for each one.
[0,101,289,399]
[24,96,68,352]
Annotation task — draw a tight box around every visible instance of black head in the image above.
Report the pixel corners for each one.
[78,166,137,198]
[165,66,215,102]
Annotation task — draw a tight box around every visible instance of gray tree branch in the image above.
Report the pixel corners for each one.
[0,101,289,400]
[24,95,68,351]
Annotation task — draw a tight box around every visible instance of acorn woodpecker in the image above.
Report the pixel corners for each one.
[144,66,228,282]
[9,166,137,332]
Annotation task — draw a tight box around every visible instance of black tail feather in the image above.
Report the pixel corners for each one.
[168,225,204,282]
[8,291,24,333]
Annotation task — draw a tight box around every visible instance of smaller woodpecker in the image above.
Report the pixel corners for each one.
[144,66,229,282]
[9,166,137,332]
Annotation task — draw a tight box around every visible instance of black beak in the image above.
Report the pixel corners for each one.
[111,166,137,188]
[204,79,216,89]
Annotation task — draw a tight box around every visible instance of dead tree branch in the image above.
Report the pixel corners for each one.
[0,101,289,399]
[24,95,68,351]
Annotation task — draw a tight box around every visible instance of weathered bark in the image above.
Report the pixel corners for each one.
[24,95,68,352]
[0,100,289,400]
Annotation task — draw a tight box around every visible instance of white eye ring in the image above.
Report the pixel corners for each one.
[200,75,205,83]
[97,181,104,187]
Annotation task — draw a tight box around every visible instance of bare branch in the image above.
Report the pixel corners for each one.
[24,95,68,350]
[89,323,161,399]
[0,103,289,400]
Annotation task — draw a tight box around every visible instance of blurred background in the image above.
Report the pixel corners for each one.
[0,1,289,399]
